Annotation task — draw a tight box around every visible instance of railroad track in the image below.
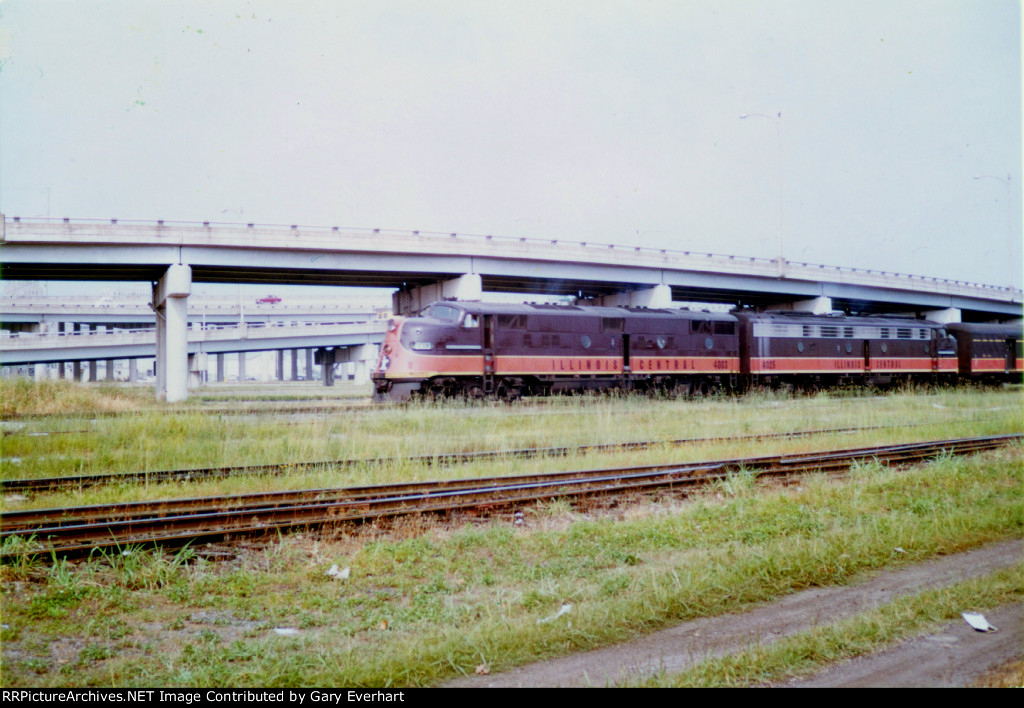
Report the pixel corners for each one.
[1,434,1018,558]
[0,423,976,495]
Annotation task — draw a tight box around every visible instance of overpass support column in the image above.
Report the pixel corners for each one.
[773,296,833,315]
[216,353,225,382]
[354,344,377,385]
[291,349,299,381]
[332,344,378,385]
[128,359,138,383]
[305,349,314,379]
[152,264,191,402]
[276,350,285,381]
[316,348,336,386]
[392,273,483,315]
[88,326,99,381]
[923,308,961,324]
[593,284,672,308]
[189,353,207,387]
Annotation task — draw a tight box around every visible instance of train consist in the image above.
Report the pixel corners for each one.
[371,301,1022,401]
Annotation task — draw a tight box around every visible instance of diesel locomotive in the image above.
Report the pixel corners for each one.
[371,301,1022,401]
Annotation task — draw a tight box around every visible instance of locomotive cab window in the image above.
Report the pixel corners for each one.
[429,304,461,322]
[462,314,479,328]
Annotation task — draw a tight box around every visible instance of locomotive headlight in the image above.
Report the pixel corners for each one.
[411,342,433,351]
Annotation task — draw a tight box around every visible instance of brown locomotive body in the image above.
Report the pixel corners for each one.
[371,301,1020,401]
[733,311,959,389]
[373,301,738,400]
[945,323,1022,383]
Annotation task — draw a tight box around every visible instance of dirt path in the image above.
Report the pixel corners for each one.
[445,539,1022,688]
[783,602,1022,687]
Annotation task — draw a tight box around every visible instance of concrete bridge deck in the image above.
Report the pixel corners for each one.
[2,215,1020,400]
[0,319,386,365]
[2,216,1019,316]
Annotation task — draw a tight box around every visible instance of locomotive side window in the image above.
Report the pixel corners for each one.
[714,321,735,335]
[497,314,526,329]
[535,317,556,332]
[601,318,624,333]
[691,320,712,335]
[463,314,479,328]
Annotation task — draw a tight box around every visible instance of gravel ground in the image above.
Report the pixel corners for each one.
[446,538,1022,688]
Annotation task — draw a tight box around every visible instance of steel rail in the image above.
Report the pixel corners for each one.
[2,435,1018,558]
[0,422,976,495]
[4,432,1017,531]
[3,434,1017,532]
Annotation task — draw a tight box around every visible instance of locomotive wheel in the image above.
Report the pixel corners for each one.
[671,381,692,397]
[496,381,522,402]
[464,383,486,399]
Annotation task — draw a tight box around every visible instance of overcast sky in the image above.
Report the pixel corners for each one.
[0,0,1020,295]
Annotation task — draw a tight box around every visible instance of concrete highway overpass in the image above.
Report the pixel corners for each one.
[0,320,384,387]
[2,215,1020,400]
[0,296,385,327]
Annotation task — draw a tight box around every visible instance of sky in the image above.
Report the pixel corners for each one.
[0,0,1020,296]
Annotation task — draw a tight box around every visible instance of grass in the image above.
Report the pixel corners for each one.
[2,384,1019,508]
[1,380,1021,686]
[0,378,155,418]
[1,419,1020,686]
[636,564,1024,687]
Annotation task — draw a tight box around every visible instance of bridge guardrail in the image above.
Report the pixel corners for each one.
[0,320,388,349]
[4,216,1020,303]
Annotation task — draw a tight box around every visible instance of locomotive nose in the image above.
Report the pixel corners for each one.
[374,317,405,374]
